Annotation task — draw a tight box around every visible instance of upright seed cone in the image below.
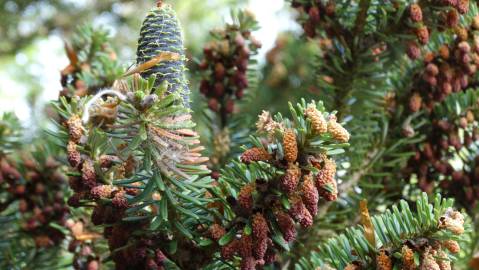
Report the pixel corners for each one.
[136,3,190,107]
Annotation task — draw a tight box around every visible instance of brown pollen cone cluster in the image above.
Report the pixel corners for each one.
[403,109,479,208]
[398,13,479,209]
[408,20,479,111]
[290,0,336,38]
[405,1,472,60]
[207,103,349,269]
[342,209,465,270]
[198,13,261,122]
[0,155,69,248]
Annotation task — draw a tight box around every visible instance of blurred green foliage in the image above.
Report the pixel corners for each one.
[0,0,245,134]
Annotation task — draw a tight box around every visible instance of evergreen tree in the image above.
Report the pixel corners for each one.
[1,1,479,269]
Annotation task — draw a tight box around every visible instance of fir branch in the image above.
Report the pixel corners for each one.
[287,2,479,265]
[52,6,220,269]
[297,192,469,270]
[195,10,261,171]
[203,99,351,268]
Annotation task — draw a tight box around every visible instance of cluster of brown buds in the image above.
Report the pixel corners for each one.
[65,114,117,208]
[64,113,134,259]
[0,155,69,247]
[405,1,472,60]
[408,23,479,110]
[404,108,479,207]
[413,209,465,270]
[206,101,350,269]
[290,0,336,38]
[401,36,479,207]
[371,43,387,62]
[198,11,261,121]
[102,223,169,270]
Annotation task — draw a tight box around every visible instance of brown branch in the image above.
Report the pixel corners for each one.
[353,0,371,35]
